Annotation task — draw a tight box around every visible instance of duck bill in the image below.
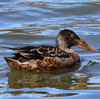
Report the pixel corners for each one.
[75,39,99,53]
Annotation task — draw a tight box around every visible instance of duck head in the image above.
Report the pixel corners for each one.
[56,29,99,53]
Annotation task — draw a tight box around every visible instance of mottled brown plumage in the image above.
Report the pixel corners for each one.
[4,52,80,72]
[3,29,99,72]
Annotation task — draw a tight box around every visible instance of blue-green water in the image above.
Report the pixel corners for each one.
[0,0,100,99]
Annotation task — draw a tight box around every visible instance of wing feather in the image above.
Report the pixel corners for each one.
[3,45,69,59]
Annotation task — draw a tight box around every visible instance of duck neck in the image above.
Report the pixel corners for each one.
[58,46,75,54]
[56,34,74,53]
[56,34,80,62]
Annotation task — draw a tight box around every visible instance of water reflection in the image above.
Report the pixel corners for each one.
[43,93,78,97]
[6,65,79,89]
[6,61,97,90]
[1,61,97,98]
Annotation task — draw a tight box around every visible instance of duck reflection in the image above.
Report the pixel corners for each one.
[6,61,97,90]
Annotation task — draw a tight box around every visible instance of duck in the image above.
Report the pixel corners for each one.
[3,29,99,72]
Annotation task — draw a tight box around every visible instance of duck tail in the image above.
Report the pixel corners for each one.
[2,47,17,50]
[3,57,21,69]
[3,57,16,62]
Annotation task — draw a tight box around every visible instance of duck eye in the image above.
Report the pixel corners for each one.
[71,34,75,38]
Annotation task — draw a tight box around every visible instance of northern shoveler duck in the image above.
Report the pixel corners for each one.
[3,29,99,72]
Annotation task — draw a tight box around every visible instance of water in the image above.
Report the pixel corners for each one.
[0,0,100,99]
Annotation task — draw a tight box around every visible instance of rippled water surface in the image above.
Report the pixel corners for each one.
[0,0,100,99]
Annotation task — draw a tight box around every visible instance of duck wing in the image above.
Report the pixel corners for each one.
[3,45,69,59]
